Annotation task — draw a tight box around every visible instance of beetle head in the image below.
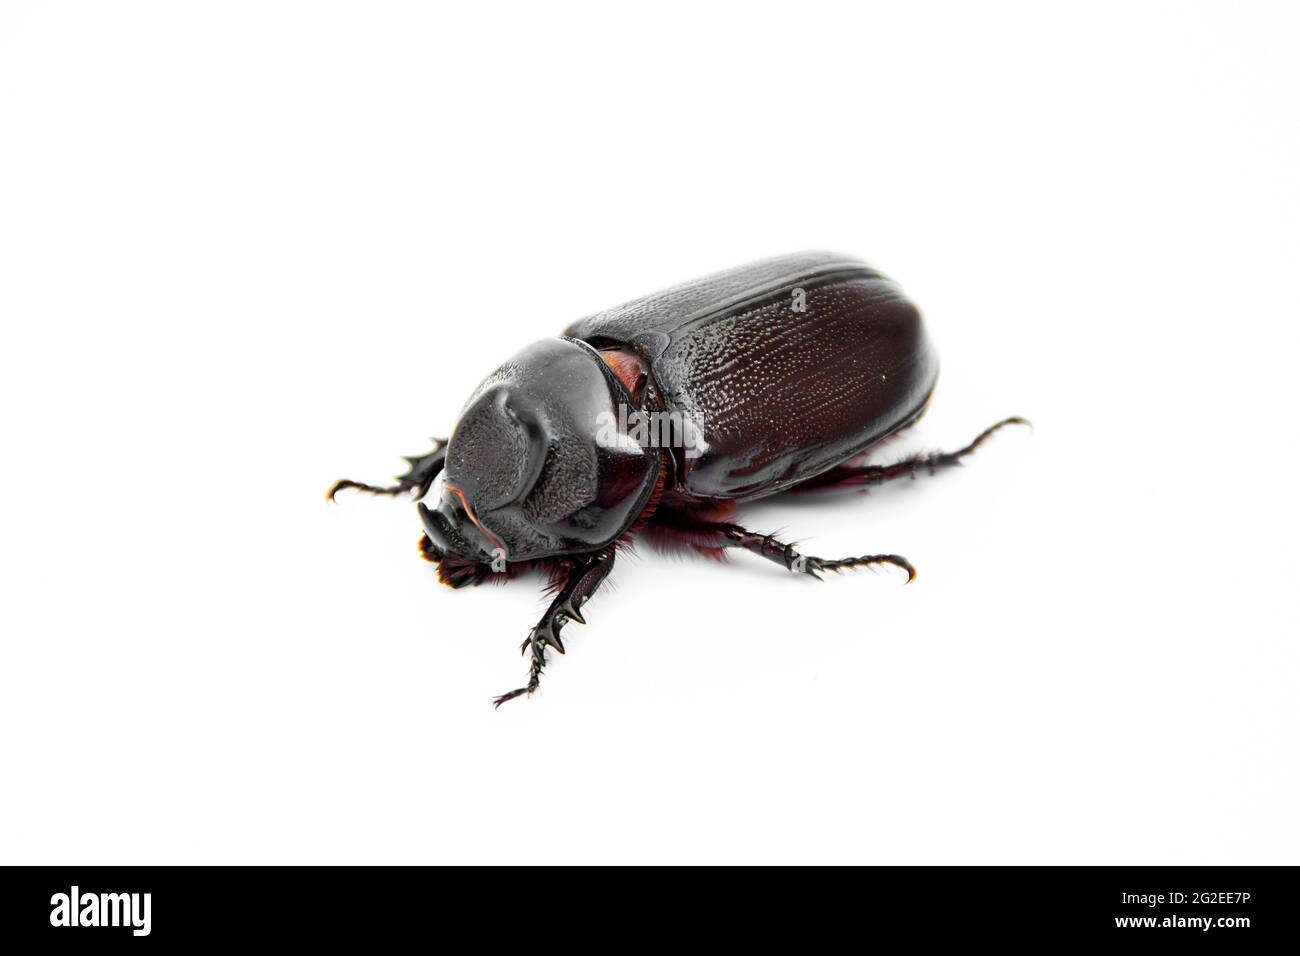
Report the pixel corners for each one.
[420,337,659,584]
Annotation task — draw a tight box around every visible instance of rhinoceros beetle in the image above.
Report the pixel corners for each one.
[329,252,1026,705]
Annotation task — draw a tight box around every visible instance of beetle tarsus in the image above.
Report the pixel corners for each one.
[493,549,616,707]
[718,526,915,582]
[801,552,917,582]
[492,659,542,709]
[930,416,1030,469]
[326,478,408,501]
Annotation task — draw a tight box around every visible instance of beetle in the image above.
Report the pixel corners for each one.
[329,252,1026,705]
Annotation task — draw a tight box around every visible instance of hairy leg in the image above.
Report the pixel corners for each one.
[651,508,915,582]
[790,417,1028,493]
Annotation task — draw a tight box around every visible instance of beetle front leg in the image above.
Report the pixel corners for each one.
[327,439,448,501]
[492,549,616,708]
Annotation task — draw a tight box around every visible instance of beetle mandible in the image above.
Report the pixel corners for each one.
[329,252,1026,705]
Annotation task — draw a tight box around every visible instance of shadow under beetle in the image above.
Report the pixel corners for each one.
[329,252,1026,705]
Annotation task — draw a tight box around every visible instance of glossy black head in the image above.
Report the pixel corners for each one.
[420,337,659,576]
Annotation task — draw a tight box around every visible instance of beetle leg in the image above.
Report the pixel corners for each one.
[327,440,448,502]
[492,549,616,708]
[790,417,1029,492]
[717,526,916,582]
[652,508,914,582]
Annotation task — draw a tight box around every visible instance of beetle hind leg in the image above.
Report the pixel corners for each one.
[789,416,1029,493]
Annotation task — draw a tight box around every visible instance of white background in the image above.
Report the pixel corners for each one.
[1,2,1296,865]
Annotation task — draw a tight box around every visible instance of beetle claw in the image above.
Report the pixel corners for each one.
[493,656,546,708]
[492,673,537,708]
[326,478,410,501]
[492,688,526,708]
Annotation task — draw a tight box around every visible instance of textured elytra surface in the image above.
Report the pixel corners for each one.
[565,251,870,355]
[566,253,939,501]
[659,277,936,498]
